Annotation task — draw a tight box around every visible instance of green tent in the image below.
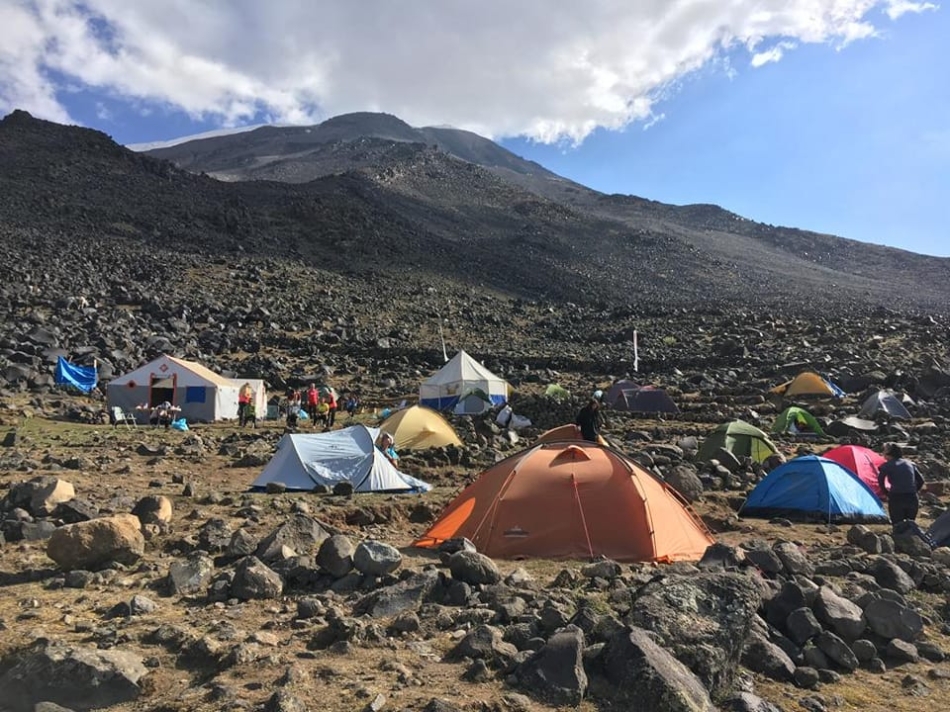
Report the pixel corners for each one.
[544,383,572,401]
[772,406,825,436]
[697,420,779,464]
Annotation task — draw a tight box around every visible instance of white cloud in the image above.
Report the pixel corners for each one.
[885,1,939,20]
[0,0,937,143]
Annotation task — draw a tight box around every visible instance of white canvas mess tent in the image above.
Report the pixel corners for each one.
[419,350,509,414]
[107,355,266,423]
[251,424,431,493]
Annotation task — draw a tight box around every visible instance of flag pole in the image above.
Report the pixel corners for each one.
[633,330,639,373]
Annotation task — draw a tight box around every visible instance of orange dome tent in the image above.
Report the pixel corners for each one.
[414,442,714,563]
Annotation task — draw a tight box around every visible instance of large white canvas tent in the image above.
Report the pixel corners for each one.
[251,425,431,493]
[107,355,266,423]
[419,350,509,413]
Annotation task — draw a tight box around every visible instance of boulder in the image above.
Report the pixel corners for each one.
[8,476,75,517]
[354,570,439,618]
[720,692,785,712]
[316,534,355,578]
[46,514,144,570]
[254,515,331,563]
[168,552,215,595]
[353,540,402,576]
[626,572,761,697]
[449,550,501,585]
[231,556,283,600]
[602,626,715,712]
[666,465,705,503]
[869,557,917,594]
[815,630,858,671]
[814,586,866,640]
[516,626,588,706]
[785,607,822,645]
[863,597,923,642]
[740,630,795,681]
[450,625,518,666]
[0,640,148,712]
[131,495,172,527]
[772,541,814,577]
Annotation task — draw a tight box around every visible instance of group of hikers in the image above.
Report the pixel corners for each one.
[281,384,361,430]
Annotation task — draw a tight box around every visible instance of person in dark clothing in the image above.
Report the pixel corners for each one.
[878,443,925,525]
[576,398,603,443]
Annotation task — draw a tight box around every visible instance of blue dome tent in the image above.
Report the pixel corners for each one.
[740,455,887,523]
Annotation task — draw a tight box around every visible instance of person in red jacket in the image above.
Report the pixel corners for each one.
[324,387,338,430]
[306,384,319,425]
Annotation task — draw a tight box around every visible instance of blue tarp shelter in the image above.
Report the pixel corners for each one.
[54,357,98,393]
[740,454,887,523]
[251,424,431,493]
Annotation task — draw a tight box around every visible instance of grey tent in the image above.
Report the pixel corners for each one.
[609,385,679,414]
[858,390,912,420]
[927,510,950,548]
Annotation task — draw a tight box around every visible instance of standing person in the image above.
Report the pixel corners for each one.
[306,384,319,426]
[238,383,253,427]
[576,398,603,443]
[878,443,925,525]
[324,387,338,430]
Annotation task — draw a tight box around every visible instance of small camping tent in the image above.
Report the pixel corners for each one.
[822,444,887,497]
[696,420,778,464]
[379,405,462,450]
[414,442,714,562]
[107,355,266,423]
[927,510,950,549]
[610,385,679,414]
[419,350,509,412]
[604,379,639,407]
[770,372,844,398]
[544,384,572,401]
[454,387,494,415]
[740,455,886,523]
[251,424,431,493]
[772,406,825,436]
[858,390,912,420]
[535,424,607,447]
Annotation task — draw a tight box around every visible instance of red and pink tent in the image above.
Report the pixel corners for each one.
[822,445,887,498]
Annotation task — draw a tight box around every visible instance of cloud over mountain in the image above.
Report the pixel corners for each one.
[0,0,937,142]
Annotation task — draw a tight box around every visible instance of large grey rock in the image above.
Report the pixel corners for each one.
[863,597,923,642]
[869,557,916,594]
[815,630,858,671]
[167,552,214,595]
[231,556,283,600]
[0,640,148,712]
[354,570,438,618]
[773,541,814,577]
[814,586,866,640]
[516,626,588,706]
[254,515,331,563]
[46,514,144,570]
[448,550,501,585]
[450,625,518,666]
[744,547,784,574]
[740,630,795,681]
[196,518,233,553]
[765,580,809,628]
[847,524,883,554]
[666,465,705,503]
[602,626,715,712]
[316,534,355,578]
[626,572,761,697]
[353,540,402,576]
[786,607,822,645]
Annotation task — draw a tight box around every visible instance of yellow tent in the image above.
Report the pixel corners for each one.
[380,405,463,450]
[770,371,839,398]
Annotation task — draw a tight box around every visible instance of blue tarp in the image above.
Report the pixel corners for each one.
[54,357,98,394]
[741,454,887,523]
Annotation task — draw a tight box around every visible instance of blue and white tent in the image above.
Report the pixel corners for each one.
[740,454,887,523]
[251,424,431,493]
[419,350,509,413]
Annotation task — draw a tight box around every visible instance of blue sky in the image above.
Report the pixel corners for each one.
[1,1,946,256]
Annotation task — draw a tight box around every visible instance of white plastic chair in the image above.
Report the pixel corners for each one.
[112,406,137,429]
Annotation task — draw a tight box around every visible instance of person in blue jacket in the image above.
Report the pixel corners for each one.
[878,443,925,525]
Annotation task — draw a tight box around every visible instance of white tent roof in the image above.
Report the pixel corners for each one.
[423,350,503,386]
[251,424,431,493]
[858,390,912,420]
